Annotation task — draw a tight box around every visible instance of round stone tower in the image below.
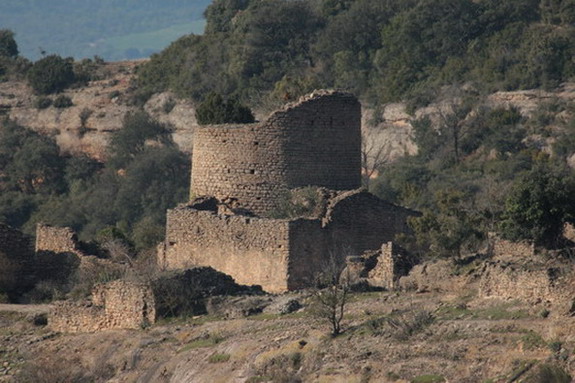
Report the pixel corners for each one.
[191,90,362,215]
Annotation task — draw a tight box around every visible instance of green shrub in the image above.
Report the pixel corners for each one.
[0,29,18,58]
[27,54,76,95]
[53,95,73,108]
[523,363,571,383]
[34,96,52,109]
[208,353,231,363]
[195,92,255,125]
[411,375,445,383]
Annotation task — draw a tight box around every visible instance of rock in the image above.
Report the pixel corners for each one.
[206,296,272,319]
[263,296,302,315]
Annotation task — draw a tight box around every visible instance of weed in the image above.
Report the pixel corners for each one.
[520,331,546,350]
[411,374,445,383]
[178,333,225,353]
[539,309,550,318]
[53,95,73,108]
[387,310,435,340]
[548,340,563,353]
[208,353,231,363]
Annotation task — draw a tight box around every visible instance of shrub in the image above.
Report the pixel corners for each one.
[411,375,446,383]
[34,96,52,109]
[208,353,231,363]
[386,309,435,340]
[53,95,73,108]
[27,54,75,94]
[0,29,18,58]
[195,92,255,125]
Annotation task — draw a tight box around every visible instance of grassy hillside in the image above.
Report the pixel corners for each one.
[0,0,210,60]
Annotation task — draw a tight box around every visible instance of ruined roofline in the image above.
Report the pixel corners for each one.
[194,89,357,130]
[169,201,320,224]
[324,189,421,219]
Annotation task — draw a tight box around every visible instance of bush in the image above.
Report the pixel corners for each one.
[53,95,73,108]
[27,54,75,94]
[195,93,255,125]
[0,29,18,58]
[208,353,231,363]
[34,96,52,109]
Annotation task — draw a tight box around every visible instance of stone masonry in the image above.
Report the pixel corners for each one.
[344,242,416,289]
[161,90,418,293]
[50,280,155,332]
[191,90,362,215]
[35,223,86,257]
[160,190,417,293]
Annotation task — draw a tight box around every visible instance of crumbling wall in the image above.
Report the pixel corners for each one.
[50,280,155,333]
[343,242,415,289]
[323,190,416,255]
[287,219,326,290]
[479,261,575,306]
[161,206,292,293]
[367,242,395,288]
[489,236,535,259]
[191,90,361,215]
[162,190,418,292]
[35,223,83,256]
[94,280,155,328]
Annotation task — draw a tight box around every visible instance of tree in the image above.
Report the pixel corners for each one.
[195,92,255,125]
[27,54,75,94]
[108,110,174,169]
[361,133,389,189]
[409,189,483,258]
[499,165,575,247]
[0,29,18,57]
[310,250,350,336]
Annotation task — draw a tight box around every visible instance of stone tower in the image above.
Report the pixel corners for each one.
[190,90,361,215]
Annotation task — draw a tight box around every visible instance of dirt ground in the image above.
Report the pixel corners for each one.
[1,285,573,383]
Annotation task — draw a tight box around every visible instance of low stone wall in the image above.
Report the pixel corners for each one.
[399,260,467,293]
[478,261,573,309]
[490,237,534,259]
[35,223,83,256]
[49,301,107,333]
[344,242,416,290]
[50,280,155,333]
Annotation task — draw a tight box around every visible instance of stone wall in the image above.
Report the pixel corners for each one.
[323,190,416,256]
[489,236,535,259]
[35,223,83,256]
[161,190,418,293]
[191,90,361,215]
[478,261,573,310]
[50,280,155,333]
[343,242,415,290]
[161,206,292,293]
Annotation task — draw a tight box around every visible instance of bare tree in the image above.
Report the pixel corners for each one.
[311,249,351,336]
[361,132,389,189]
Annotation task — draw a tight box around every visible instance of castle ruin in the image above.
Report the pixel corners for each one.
[159,90,418,292]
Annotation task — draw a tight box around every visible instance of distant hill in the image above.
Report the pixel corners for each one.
[0,0,210,61]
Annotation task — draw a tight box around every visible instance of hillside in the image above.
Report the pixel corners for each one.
[2,259,575,382]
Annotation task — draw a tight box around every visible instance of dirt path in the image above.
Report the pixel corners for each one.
[0,304,51,314]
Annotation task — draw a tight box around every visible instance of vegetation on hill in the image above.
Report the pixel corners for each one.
[0,114,189,251]
[136,0,575,107]
[374,92,575,255]
[1,0,575,259]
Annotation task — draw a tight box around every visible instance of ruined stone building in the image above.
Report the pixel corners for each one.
[159,90,418,293]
